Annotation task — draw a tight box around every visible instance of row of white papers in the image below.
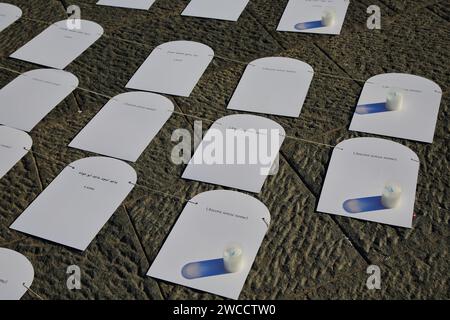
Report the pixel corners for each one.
[1,1,350,33]
[0,65,442,143]
[95,0,350,35]
[4,136,419,299]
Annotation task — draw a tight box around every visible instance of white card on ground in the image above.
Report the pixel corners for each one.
[69,92,174,162]
[0,248,34,300]
[10,157,136,251]
[227,57,314,117]
[182,0,249,21]
[0,126,31,179]
[0,3,21,32]
[126,41,214,97]
[148,190,270,300]
[317,138,419,228]
[277,0,350,35]
[10,19,103,69]
[182,114,285,193]
[96,0,155,10]
[0,68,78,132]
[349,73,442,143]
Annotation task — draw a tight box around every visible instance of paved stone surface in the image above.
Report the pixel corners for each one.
[0,0,448,300]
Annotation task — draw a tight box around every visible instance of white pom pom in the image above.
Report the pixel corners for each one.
[322,9,336,27]
[381,182,402,209]
[386,90,403,111]
[223,244,243,273]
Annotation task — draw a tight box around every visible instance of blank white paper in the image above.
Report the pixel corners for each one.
[0,125,32,179]
[10,157,136,251]
[0,68,78,132]
[349,73,442,143]
[0,3,21,32]
[11,19,103,69]
[182,0,249,21]
[228,57,314,117]
[277,0,350,35]
[0,248,34,300]
[126,41,214,97]
[69,92,174,162]
[182,114,285,193]
[96,0,156,10]
[317,138,419,228]
[148,190,270,300]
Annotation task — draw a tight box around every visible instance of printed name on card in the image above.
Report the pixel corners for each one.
[11,157,136,251]
[126,40,214,97]
[182,0,250,22]
[0,125,32,179]
[277,0,350,35]
[349,73,442,143]
[69,92,174,162]
[0,3,22,32]
[227,57,314,117]
[0,248,34,300]
[182,114,285,193]
[317,137,420,228]
[148,190,270,300]
[11,19,104,69]
[96,0,156,10]
[0,68,78,132]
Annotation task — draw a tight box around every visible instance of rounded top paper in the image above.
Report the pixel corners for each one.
[10,156,137,251]
[318,137,419,228]
[157,40,214,56]
[148,190,270,299]
[228,57,314,117]
[10,19,104,69]
[190,190,271,225]
[0,3,22,33]
[182,114,285,193]
[69,156,138,184]
[217,114,286,136]
[251,57,313,72]
[126,40,214,97]
[334,137,419,162]
[0,248,34,300]
[69,91,174,162]
[0,125,32,149]
[350,73,442,143]
[0,68,79,132]
[366,73,441,93]
[0,125,32,179]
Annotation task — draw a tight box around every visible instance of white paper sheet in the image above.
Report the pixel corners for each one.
[10,19,103,69]
[0,3,21,32]
[317,138,419,228]
[182,0,249,21]
[126,41,214,97]
[0,248,34,300]
[69,92,174,162]
[349,73,442,143]
[0,68,78,132]
[10,157,136,251]
[96,0,156,10]
[277,0,350,35]
[182,114,285,193]
[0,125,31,179]
[228,57,314,117]
[148,190,270,300]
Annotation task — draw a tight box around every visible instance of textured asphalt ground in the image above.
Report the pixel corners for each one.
[0,0,448,299]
